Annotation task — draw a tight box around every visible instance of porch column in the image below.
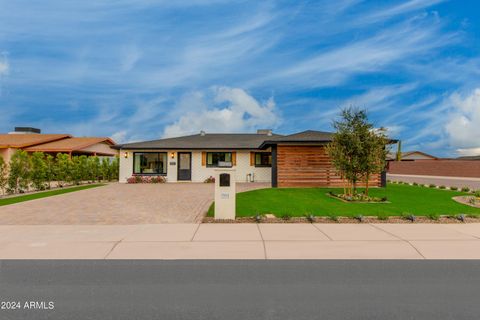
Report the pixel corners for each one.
[271,145,278,188]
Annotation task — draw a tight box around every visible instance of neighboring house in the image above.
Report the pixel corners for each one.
[24,137,117,157]
[387,151,437,161]
[457,155,480,160]
[0,127,117,163]
[116,129,384,188]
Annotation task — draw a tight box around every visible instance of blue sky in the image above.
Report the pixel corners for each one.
[1,0,480,157]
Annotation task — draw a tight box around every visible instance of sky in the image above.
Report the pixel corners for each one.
[0,0,479,157]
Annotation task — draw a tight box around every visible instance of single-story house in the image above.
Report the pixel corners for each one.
[0,127,117,163]
[116,129,384,188]
[386,151,437,161]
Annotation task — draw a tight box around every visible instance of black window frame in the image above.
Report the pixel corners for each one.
[254,152,272,167]
[133,152,168,175]
[206,152,233,168]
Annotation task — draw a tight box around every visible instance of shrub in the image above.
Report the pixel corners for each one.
[254,213,263,223]
[327,213,338,222]
[461,187,470,192]
[110,157,120,181]
[0,157,7,196]
[474,190,480,198]
[427,213,440,221]
[281,213,292,221]
[402,212,416,222]
[429,184,436,188]
[412,182,418,186]
[127,175,166,184]
[30,152,47,190]
[88,156,101,182]
[44,154,55,189]
[439,185,446,189]
[305,213,315,223]
[450,186,458,191]
[55,153,71,187]
[7,150,31,193]
[354,214,364,222]
[204,176,215,183]
[376,213,388,220]
[455,214,466,222]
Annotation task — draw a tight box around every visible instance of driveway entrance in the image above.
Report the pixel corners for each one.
[0,183,269,225]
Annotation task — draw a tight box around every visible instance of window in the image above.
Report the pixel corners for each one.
[207,152,232,167]
[133,152,167,175]
[255,152,272,167]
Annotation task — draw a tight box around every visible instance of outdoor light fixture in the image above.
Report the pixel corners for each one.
[124,152,129,159]
[171,152,175,159]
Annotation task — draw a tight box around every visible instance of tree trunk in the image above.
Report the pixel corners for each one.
[365,173,369,196]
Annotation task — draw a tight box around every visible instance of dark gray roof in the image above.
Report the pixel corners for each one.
[116,133,283,150]
[258,130,334,148]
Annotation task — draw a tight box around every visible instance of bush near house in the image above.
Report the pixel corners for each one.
[0,150,119,196]
[204,176,215,183]
[126,175,166,184]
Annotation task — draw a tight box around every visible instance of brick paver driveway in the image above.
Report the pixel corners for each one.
[0,183,269,225]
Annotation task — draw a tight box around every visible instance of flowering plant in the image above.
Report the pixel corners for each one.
[127,175,166,184]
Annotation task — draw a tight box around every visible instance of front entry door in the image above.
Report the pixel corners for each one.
[177,152,192,181]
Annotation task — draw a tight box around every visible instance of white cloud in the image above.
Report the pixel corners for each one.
[120,45,141,72]
[445,88,480,155]
[111,130,128,143]
[162,86,281,138]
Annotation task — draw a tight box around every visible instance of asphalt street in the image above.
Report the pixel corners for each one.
[0,260,479,320]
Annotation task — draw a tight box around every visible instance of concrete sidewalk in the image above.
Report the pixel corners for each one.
[1,223,480,259]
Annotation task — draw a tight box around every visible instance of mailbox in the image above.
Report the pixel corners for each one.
[214,169,236,220]
[219,173,230,187]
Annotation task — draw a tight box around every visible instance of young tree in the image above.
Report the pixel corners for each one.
[70,156,82,185]
[7,150,32,193]
[0,157,8,196]
[77,155,89,183]
[110,156,119,181]
[55,153,71,187]
[101,157,110,181]
[45,154,56,189]
[88,156,101,182]
[360,128,389,196]
[327,107,389,196]
[30,152,47,190]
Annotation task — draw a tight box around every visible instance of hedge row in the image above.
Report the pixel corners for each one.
[0,150,119,195]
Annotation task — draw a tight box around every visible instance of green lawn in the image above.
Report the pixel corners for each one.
[0,184,106,207]
[207,184,480,217]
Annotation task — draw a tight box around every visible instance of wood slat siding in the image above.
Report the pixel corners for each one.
[277,145,380,187]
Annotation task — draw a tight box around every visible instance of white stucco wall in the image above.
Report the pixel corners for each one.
[118,149,272,183]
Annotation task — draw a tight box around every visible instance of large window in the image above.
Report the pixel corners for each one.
[207,152,232,167]
[255,152,272,167]
[133,152,167,175]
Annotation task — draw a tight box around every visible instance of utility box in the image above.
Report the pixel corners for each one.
[214,169,236,220]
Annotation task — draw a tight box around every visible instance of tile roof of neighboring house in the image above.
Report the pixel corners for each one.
[457,155,480,160]
[386,151,437,160]
[0,134,71,148]
[116,133,284,150]
[24,137,115,153]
